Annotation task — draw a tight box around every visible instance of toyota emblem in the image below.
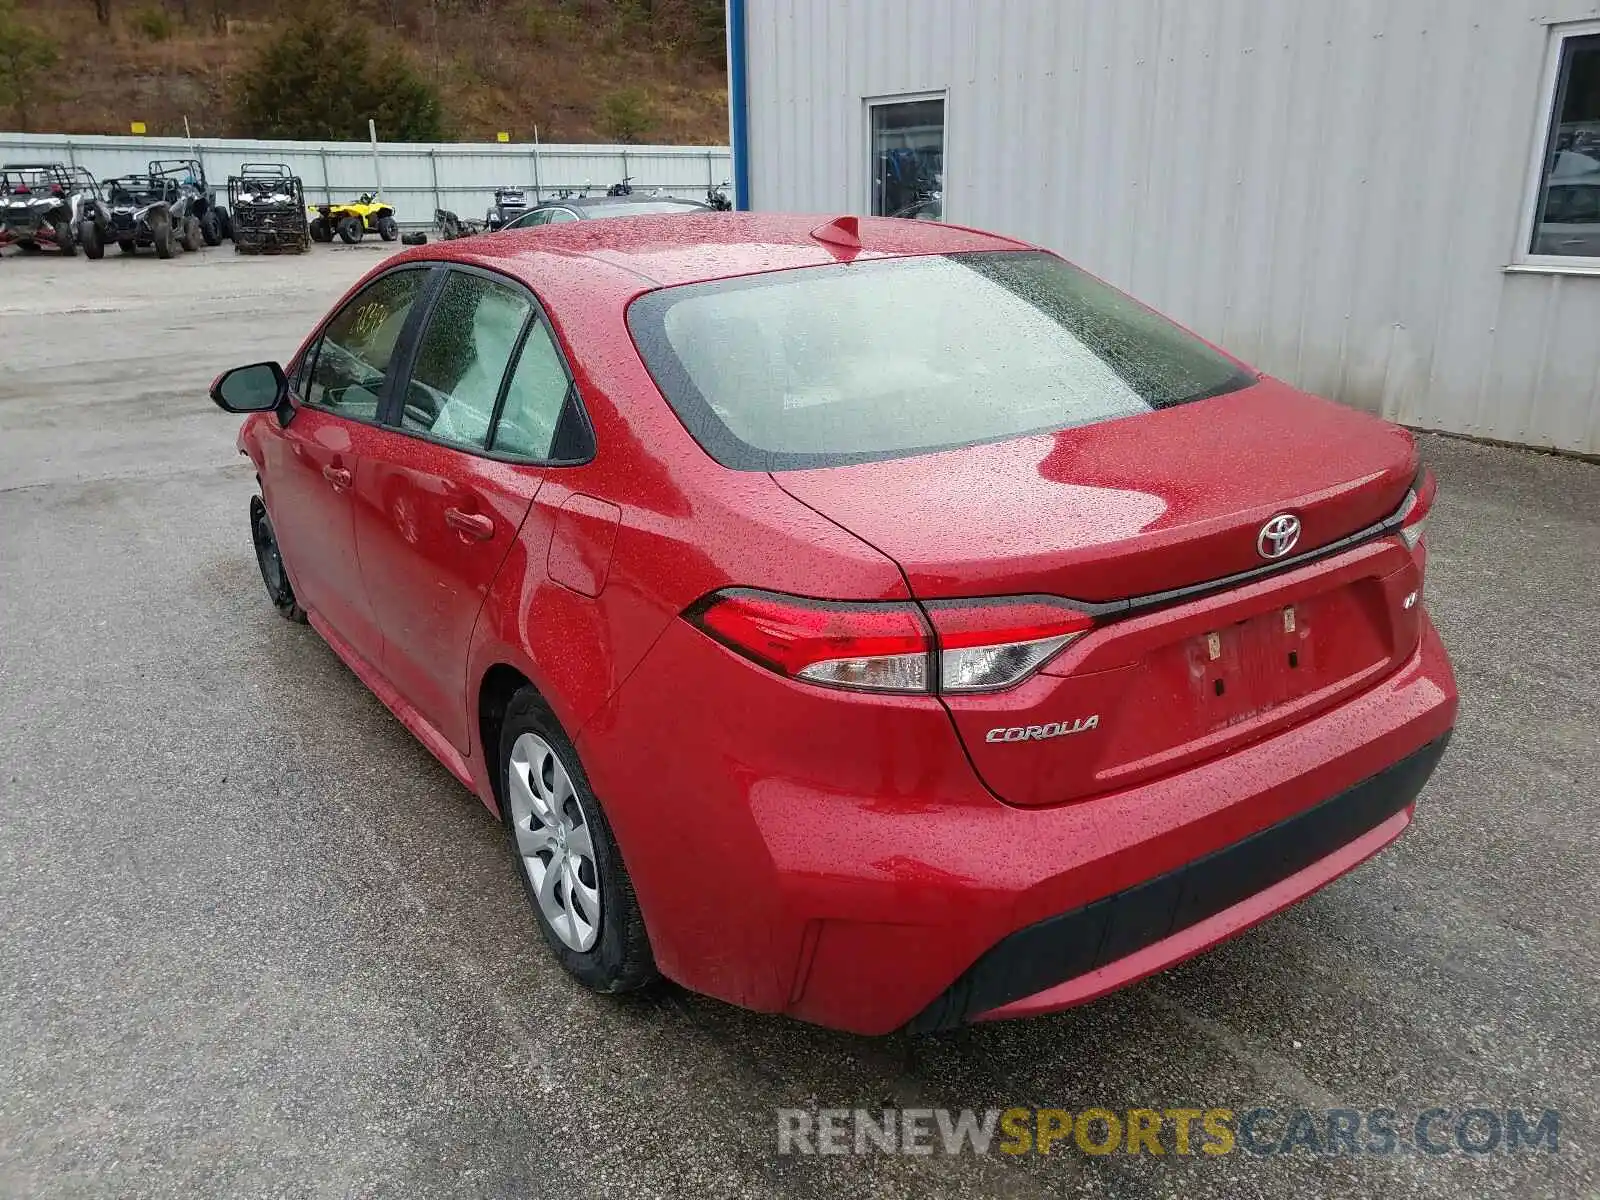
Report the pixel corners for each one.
[1257,513,1301,560]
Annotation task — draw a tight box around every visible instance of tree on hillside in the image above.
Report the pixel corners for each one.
[233,16,444,141]
[598,87,654,144]
[0,0,57,131]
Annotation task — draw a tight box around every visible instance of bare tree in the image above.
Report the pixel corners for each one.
[93,0,111,25]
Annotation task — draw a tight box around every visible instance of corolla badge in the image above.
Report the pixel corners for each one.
[985,715,1099,743]
[1256,512,1302,560]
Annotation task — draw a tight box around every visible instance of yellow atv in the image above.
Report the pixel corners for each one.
[308,193,399,244]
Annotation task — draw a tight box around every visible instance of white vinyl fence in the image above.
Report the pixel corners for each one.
[0,132,732,227]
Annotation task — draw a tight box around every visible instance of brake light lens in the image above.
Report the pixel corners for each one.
[685,590,1094,695]
[1397,469,1436,551]
[688,589,931,693]
[924,598,1094,692]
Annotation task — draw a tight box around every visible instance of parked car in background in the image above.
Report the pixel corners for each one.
[0,163,100,255]
[208,213,1456,1035]
[497,192,710,229]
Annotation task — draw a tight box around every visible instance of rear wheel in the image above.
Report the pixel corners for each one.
[337,215,362,244]
[53,219,76,256]
[179,215,202,252]
[499,690,656,994]
[309,216,331,243]
[77,219,104,259]
[200,208,222,246]
[250,496,306,623]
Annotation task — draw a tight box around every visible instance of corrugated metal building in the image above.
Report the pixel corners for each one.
[728,0,1600,455]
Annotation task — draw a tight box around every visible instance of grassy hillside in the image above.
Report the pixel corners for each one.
[4,0,728,144]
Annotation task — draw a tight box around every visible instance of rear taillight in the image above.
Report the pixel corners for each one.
[923,597,1094,692]
[685,590,1093,695]
[688,589,930,693]
[1397,469,1436,551]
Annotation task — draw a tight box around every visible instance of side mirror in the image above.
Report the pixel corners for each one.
[210,361,288,413]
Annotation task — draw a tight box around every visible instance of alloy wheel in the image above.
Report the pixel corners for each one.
[507,732,602,952]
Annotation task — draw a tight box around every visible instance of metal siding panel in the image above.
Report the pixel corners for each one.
[740,0,1600,451]
[1226,0,1301,369]
[1530,277,1600,450]
[0,133,729,223]
[1198,0,1256,353]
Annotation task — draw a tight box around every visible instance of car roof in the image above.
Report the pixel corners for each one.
[417,213,1033,310]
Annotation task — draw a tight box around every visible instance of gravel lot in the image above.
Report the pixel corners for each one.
[1,243,1596,1200]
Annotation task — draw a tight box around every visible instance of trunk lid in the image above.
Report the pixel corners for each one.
[770,380,1417,603]
[771,381,1425,806]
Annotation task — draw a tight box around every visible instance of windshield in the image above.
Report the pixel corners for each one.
[628,250,1257,470]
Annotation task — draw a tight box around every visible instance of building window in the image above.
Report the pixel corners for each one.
[1528,27,1600,260]
[869,96,944,221]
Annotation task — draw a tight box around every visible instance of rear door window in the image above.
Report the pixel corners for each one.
[492,320,572,460]
[400,272,532,450]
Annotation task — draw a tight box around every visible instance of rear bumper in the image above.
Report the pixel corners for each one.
[582,614,1457,1036]
[910,732,1449,1031]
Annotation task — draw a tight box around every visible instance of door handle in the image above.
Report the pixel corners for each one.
[444,507,495,540]
[321,464,353,490]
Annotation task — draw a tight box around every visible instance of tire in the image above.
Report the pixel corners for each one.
[401,230,427,246]
[117,238,137,255]
[337,215,362,244]
[250,496,306,623]
[53,219,76,256]
[499,688,657,994]
[200,208,222,246]
[377,214,399,241]
[77,220,104,259]
[309,216,331,243]
[179,215,202,252]
[17,239,40,253]
[153,216,175,259]
[218,208,232,240]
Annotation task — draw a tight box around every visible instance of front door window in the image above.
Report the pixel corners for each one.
[307,270,428,420]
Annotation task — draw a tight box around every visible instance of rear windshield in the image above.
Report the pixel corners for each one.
[628,250,1256,470]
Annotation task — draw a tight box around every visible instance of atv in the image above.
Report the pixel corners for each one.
[148,158,228,246]
[100,173,184,258]
[484,186,529,231]
[228,163,309,254]
[0,163,102,256]
[308,193,398,244]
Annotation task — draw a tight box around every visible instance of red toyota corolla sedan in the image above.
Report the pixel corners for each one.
[210,213,1456,1035]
